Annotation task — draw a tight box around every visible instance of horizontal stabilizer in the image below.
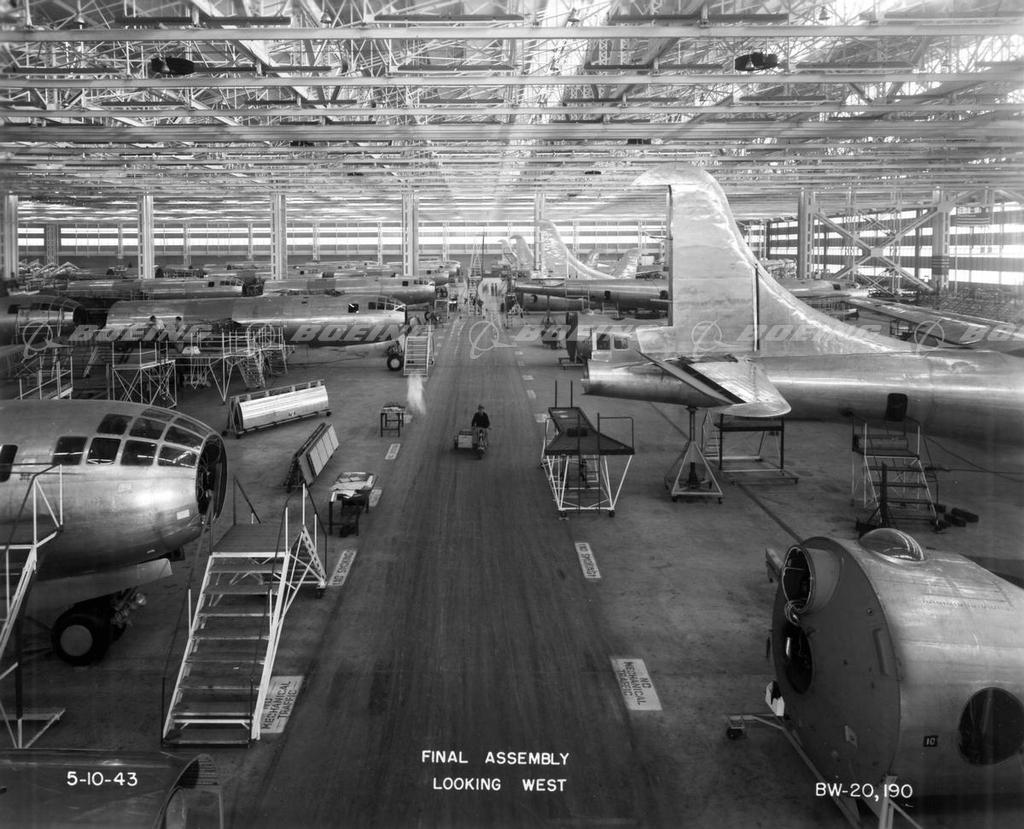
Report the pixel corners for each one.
[641,354,792,418]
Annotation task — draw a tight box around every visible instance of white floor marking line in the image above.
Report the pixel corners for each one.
[386,443,401,460]
[610,658,662,711]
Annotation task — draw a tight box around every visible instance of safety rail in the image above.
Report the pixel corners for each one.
[182,325,288,401]
[1,465,65,747]
[16,349,74,400]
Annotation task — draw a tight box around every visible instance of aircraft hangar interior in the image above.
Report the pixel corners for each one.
[1,0,1023,827]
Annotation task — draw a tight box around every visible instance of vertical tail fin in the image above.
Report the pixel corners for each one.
[632,166,901,358]
[538,220,614,280]
[510,236,534,269]
[609,249,640,279]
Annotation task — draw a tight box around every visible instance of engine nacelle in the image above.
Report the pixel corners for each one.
[772,529,1024,799]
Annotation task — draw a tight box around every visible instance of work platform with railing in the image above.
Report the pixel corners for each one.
[181,325,288,402]
[541,406,634,517]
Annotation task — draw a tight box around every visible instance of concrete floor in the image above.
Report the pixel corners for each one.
[7,277,1024,828]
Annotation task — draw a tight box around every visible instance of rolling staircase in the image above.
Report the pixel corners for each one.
[1,468,65,747]
[402,328,433,377]
[852,419,938,529]
[162,487,326,747]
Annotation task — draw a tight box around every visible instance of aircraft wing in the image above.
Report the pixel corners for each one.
[640,354,792,417]
[848,298,982,345]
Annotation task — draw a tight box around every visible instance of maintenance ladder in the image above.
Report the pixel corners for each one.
[1,467,65,747]
[162,489,326,747]
[852,419,938,528]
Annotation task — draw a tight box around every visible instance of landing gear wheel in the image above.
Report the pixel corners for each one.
[386,353,404,371]
[51,608,112,665]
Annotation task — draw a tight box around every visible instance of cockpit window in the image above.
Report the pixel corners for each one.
[122,440,157,466]
[130,417,167,440]
[596,333,611,350]
[53,436,87,465]
[0,444,16,482]
[158,446,198,468]
[87,437,120,464]
[166,423,204,449]
[98,414,131,435]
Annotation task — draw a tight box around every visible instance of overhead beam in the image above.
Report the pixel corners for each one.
[1,22,1020,43]
[3,119,1019,143]
[1,70,1019,91]
[7,102,1022,119]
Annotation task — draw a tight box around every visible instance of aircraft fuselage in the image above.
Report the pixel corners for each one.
[514,279,668,313]
[0,400,226,580]
[583,349,1024,448]
[102,295,408,348]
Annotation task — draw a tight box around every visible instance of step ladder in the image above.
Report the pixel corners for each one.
[264,345,288,378]
[1,467,65,747]
[468,242,483,281]
[162,489,326,747]
[852,420,938,528]
[237,353,265,389]
[402,329,433,377]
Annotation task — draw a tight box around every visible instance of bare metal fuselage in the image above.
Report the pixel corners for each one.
[104,295,407,347]
[262,276,436,305]
[515,279,668,313]
[0,400,226,581]
[583,349,1024,447]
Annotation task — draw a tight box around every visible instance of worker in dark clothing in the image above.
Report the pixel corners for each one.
[471,405,490,430]
[471,405,490,457]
